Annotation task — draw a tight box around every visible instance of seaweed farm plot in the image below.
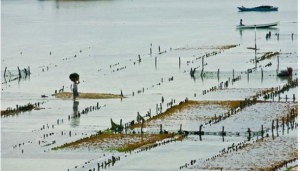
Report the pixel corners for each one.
[204,101,298,133]
[52,133,175,152]
[199,88,272,100]
[191,130,298,171]
[65,135,245,171]
[132,100,241,131]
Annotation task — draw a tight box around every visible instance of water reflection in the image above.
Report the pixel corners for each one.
[71,101,80,127]
[237,27,279,39]
[2,68,31,90]
[278,76,293,85]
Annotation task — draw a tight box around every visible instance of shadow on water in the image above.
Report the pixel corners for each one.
[71,101,80,127]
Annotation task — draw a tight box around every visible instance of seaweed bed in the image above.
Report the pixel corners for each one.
[192,135,298,171]
[53,133,175,152]
[128,100,241,129]
[52,92,125,99]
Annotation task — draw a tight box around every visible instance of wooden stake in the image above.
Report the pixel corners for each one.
[141,120,144,134]
[282,117,284,135]
[4,67,7,78]
[247,128,251,141]
[160,124,162,134]
[276,119,279,136]
[293,94,295,102]
[247,69,249,82]
[271,120,274,137]
[277,56,279,71]
[222,126,225,142]
[180,124,182,134]
[199,125,203,141]
[261,125,264,141]
[17,66,21,78]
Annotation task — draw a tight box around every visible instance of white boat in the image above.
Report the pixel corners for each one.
[236,22,279,28]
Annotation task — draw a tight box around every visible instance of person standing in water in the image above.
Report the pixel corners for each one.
[72,79,80,101]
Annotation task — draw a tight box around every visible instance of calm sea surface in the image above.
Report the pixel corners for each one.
[1,0,298,170]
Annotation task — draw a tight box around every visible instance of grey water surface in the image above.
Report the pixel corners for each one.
[1,0,298,170]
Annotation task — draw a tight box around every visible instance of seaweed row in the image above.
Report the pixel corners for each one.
[203,97,257,127]
[262,78,298,101]
[2,66,31,84]
[187,49,227,77]
[123,97,189,131]
[202,75,242,96]
[65,136,179,171]
[175,44,238,51]
[179,112,298,170]
[267,158,298,171]
[177,81,299,169]
[187,45,239,77]
[1,101,46,117]
[2,48,85,90]
[113,78,297,137]
[205,78,298,128]
[69,102,105,120]
[256,51,280,62]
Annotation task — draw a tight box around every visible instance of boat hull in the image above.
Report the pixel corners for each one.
[236,22,279,29]
[277,67,293,77]
[237,7,278,11]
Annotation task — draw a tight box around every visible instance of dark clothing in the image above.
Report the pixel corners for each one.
[73,89,79,97]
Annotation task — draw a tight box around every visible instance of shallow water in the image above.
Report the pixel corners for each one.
[1,0,298,170]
